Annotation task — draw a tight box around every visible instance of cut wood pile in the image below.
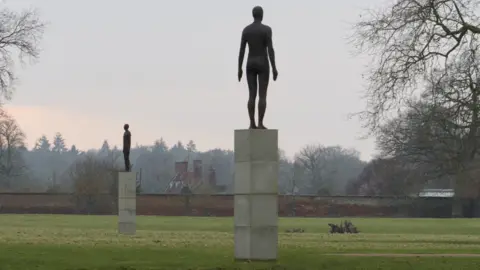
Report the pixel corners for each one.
[328,220,359,234]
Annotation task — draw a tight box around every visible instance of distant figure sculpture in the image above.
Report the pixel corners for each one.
[238,6,278,129]
[123,124,131,172]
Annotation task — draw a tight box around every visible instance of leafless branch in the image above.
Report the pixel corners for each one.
[0,7,45,101]
[351,0,480,132]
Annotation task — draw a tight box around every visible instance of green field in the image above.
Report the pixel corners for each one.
[0,215,480,269]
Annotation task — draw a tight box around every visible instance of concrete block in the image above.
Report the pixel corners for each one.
[234,195,251,227]
[118,172,136,235]
[118,209,136,223]
[233,129,279,261]
[234,129,278,163]
[234,161,279,194]
[118,172,136,197]
[249,226,278,260]
[118,197,136,211]
[250,195,278,227]
[234,195,277,227]
[118,222,136,235]
[234,226,251,259]
[234,226,277,260]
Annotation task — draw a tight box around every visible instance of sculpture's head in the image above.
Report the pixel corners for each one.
[252,6,263,21]
[124,124,129,130]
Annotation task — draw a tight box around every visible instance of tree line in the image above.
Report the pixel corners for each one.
[0,108,370,196]
[0,104,457,197]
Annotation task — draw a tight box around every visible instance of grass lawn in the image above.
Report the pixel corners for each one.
[0,215,480,269]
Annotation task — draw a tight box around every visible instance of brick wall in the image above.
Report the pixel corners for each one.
[0,193,449,217]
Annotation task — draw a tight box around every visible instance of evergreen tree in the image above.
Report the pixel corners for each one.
[100,140,110,154]
[187,140,197,152]
[34,135,51,151]
[52,132,67,153]
[69,145,80,155]
[153,138,168,152]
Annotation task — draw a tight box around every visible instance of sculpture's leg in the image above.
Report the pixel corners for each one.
[246,69,258,129]
[124,152,130,172]
[257,68,270,129]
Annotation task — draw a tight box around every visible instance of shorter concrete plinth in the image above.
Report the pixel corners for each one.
[234,129,279,261]
[118,172,136,235]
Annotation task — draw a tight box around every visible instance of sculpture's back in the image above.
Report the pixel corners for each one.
[237,6,278,129]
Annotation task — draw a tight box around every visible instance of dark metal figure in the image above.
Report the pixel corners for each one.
[123,124,131,172]
[238,6,278,129]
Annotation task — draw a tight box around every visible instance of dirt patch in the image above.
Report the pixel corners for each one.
[328,253,480,257]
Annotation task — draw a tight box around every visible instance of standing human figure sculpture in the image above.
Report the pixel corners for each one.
[238,6,278,129]
[123,124,131,172]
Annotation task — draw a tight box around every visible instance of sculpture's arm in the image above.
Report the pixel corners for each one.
[266,27,277,71]
[238,30,247,71]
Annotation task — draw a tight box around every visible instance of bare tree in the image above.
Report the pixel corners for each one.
[0,6,45,100]
[70,153,121,214]
[278,149,311,196]
[295,144,364,195]
[376,100,462,176]
[352,0,480,216]
[352,0,480,131]
[375,43,480,192]
[348,158,424,196]
[0,113,26,187]
[295,144,325,194]
[425,46,480,165]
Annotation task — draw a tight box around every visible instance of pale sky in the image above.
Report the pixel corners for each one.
[4,0,383,160]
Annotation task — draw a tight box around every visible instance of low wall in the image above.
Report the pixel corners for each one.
[0,193,452,217]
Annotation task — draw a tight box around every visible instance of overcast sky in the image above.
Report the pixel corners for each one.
[4,0,385,160]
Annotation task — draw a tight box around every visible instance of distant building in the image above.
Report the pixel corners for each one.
[165,160,225,194]
[410,189,455,218]
[418,188,455,198]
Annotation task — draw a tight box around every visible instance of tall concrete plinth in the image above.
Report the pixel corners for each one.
[234,129,279,261]
[118,172,136,235]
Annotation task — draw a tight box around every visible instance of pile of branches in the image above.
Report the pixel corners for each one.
[328,220,359,234]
